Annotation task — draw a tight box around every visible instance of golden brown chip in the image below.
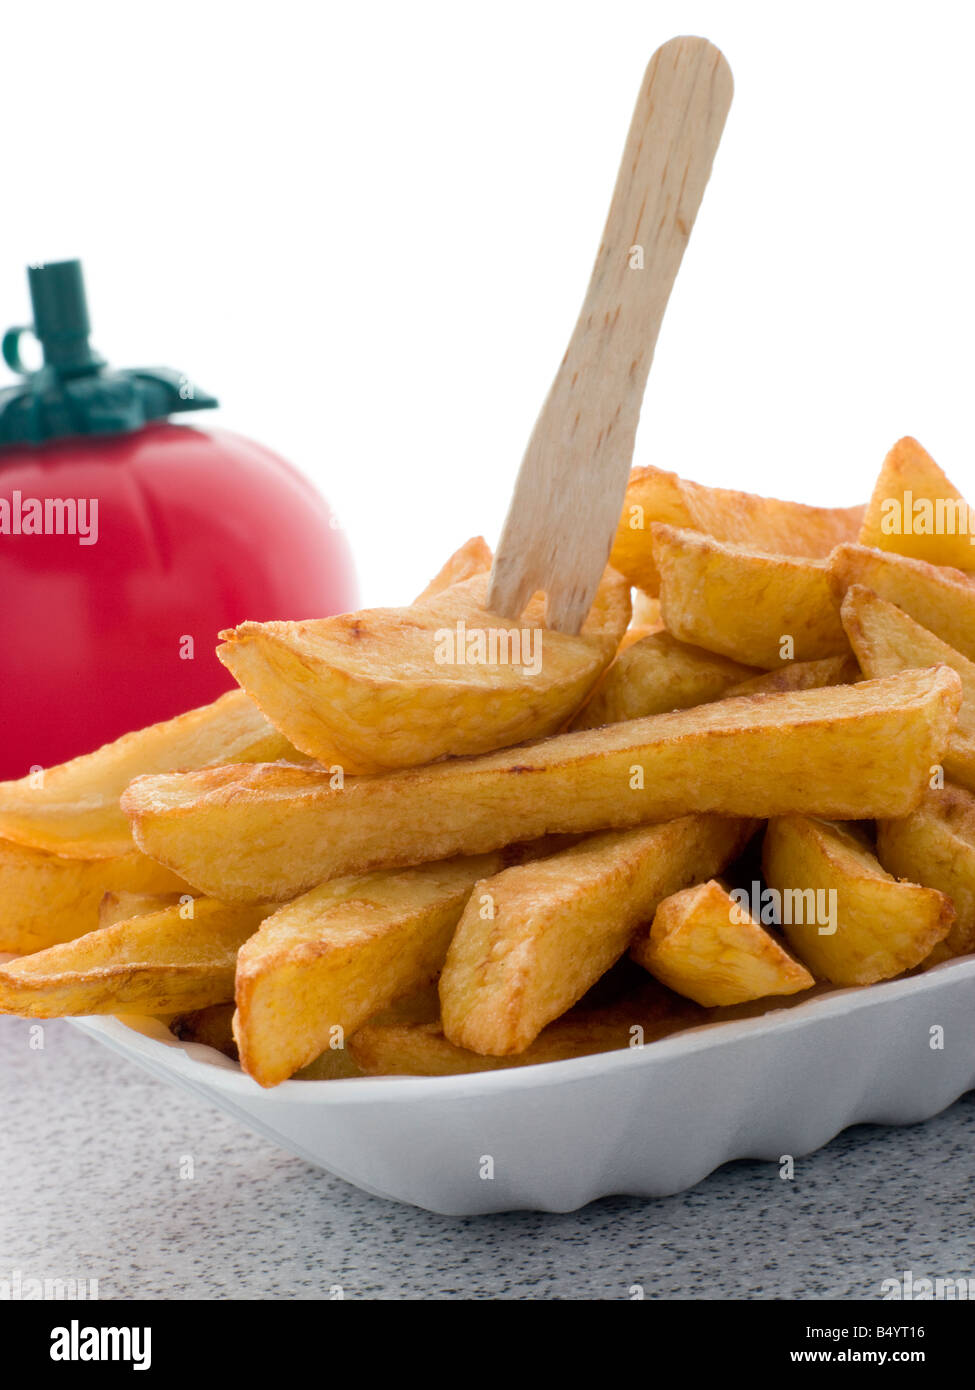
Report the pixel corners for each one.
[631,878,814,1006]
[0,689,301,860]
[171,1002,238,1058]
[858,437,975,571]
[827,543,975,660]
[217,570,630,773]
[654,524,850,667]
[0,839,189,954]
[610,463,863,593]
[98,890,191,929]
[414,536,493,601]
[123,668,962,902]
[573,630,756,729]
[439,816,754,1054]
[351,974,703,1076]
[0,899,269,1017]
[877,784,975,964]
[234,855,500,1087]
[762,816,953,985]
[841,584,975,792]
[725,655,859,697]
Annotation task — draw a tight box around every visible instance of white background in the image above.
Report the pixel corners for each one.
[1,0,972,605]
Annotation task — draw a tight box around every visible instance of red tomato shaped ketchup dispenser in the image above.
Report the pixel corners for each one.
[0,261,357,779]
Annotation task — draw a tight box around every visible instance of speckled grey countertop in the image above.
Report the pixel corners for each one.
[2,1014,973,1300]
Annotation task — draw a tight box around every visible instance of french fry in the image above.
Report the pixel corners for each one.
[234,855,501,1086]
[631,589,663,629]
[618,627,655,652]
[725,655,859,697]
[572,631,756,729]
[296,988,443,1079]
[98,890,191,929]
[349,977,844,1076]
[171,1002,238,1058]
[0,689,302,860]
[173,987,443,1074]
[439,816,754,1054]
[877,785,975,964]
[858,436,975,571]
[171,1011,386,1075]
[654,524,850,667]
[367,985,443,1025]
[762,816,953,985]
[630,878,814,1005]
[347,1024,596,1076]
[293,1045,367,1080]
[216,570,630,774]
[123,667,962,902]
[828,543,975,662]
[840,585,975,791]
[0,898,270,1017]
[414,536,493,601]
[618,590,664,651]
[352,974,704,1076]
[610,463,863,593]
[0,839,189,954]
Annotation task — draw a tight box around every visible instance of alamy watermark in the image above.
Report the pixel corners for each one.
[50,1320,150,1371]
[0,1268,98,1299]
[433,621,543,677]
[730,881,838,935]
[881,1269,975,1299]
[0,491,98,545]
[879,491,974,543]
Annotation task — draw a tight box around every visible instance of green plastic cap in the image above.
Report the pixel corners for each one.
[0,260,218,448]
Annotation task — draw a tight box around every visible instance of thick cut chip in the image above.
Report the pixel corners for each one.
[414,536,493,601]
[0,898,269,1017]
[841,585,975,791]
[0,839,189,954]
[172,1005,368,1072]
[293,1045,367,1080]
[171,1002,239,1059]
[349,979,841,1076]
[439,816,753,1055]
[98,890,190,929]
[631,589,663,629]
[298,988,442,1079]
[630,878,814,1005]
[234,854,500,1087]
[762,816,953,985]
[858,437,975,570]
[170,989,440,1074]
[0,689,301,860]
[618,625,659,652]
[618,590,664,651]
[877,785,975,964]
[352,974,704,1076]
[725,655,859,698]
[573,631,756,729]
[123,667,963,902]
[610,463,863,593]
[654,524,850,667]
[217,570,630,774]
[828,544,975,662]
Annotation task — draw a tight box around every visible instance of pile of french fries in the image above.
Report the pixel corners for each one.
[3,435,975,1088]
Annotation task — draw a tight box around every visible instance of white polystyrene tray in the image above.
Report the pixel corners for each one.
[69,956,975,1214]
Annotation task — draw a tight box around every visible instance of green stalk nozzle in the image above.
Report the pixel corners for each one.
[0,259,218,448]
